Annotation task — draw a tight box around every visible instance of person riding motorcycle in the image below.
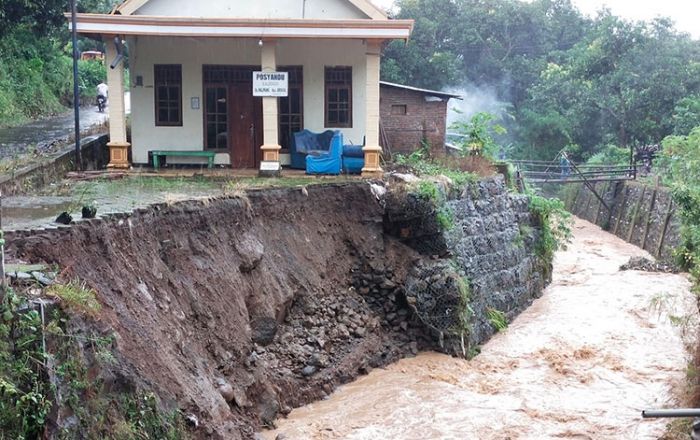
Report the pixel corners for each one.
[96,82,108,112]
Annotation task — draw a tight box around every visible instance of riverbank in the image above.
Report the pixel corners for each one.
[2,176,552,438]
[264,218,698,439]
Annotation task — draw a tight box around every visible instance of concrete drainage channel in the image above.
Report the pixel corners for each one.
[3,177,550,439]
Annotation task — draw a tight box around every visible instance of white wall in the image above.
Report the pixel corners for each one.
[135,0,368,19]
[128,36,368,165]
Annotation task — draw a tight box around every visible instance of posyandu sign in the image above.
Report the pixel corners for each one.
[253,71,288,97]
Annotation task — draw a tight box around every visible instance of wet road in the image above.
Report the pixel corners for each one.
[0,106,107,159]
[265,218,698,440]
[0,93,130,160]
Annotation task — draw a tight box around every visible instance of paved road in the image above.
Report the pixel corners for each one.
[0,106,107,160]
[0,92,130,160]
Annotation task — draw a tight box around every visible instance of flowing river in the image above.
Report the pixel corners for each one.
[264,218,698,440]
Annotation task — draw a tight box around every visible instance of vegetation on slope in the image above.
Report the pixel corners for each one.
[0,0,118,127]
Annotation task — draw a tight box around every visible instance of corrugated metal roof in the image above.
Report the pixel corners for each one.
[380,81,462,100]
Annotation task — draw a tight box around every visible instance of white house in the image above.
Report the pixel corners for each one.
[69,0,413,176]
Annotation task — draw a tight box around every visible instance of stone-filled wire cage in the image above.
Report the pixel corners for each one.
[404,261,471,355]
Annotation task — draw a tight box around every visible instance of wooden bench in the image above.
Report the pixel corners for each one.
[151,150,216,170]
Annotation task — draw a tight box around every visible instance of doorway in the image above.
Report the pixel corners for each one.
[203,66,262,168]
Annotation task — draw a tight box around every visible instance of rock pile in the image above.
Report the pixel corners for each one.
[620,256,680,273]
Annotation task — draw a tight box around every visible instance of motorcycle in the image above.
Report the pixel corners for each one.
[96,95,107,113]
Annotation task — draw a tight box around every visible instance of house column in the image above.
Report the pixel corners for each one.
[362,40,383,178]
[104,35,130,169]
[259,39,281,177]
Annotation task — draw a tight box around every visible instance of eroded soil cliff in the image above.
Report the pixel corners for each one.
[5,179,547,439]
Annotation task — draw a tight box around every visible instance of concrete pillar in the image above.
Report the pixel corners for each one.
[362,40,382,178]
[259,39,281,176]
[104,35,130,169]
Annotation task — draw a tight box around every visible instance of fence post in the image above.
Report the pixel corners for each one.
[657,199,675,259]
[627,186,646,243]
[641,188,657,253]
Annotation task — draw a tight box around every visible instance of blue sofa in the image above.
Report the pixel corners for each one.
[306,131,343,175]
[342,145,364,174]
[290,129,365,174]
[290,129,338,170]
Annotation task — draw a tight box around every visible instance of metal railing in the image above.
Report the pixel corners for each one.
[510,160,636,184]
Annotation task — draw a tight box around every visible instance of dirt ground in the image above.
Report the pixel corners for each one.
[264,218,698,440]
[6,183,434,439]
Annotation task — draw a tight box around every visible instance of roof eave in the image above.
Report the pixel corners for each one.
[66,13,413,40]
[379,81,462,100]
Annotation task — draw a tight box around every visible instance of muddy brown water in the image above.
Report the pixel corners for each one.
[264,218,698,440]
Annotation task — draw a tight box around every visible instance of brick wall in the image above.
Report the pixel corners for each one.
[380,85,448,156]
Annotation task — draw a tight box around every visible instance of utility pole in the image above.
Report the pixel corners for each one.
[70,0,83,171]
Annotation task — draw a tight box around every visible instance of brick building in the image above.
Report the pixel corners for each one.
[379,81,461,156]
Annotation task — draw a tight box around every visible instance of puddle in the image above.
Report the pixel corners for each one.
[2,196,75,229]
[2,175,225,230]
[264,218,698,440]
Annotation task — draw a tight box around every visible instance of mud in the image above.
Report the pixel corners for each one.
[265,218,698,440]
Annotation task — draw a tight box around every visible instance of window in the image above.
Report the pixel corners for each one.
[391,104,407,115]
[279,66,303,153]
[325,67,352,128]
[154,64,182,126]
[204,86,228,150]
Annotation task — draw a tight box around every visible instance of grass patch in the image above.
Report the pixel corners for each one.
[457,276,474,332]
[394,154,479,187]
[487,308,508,332]
[660,418,693,440]
[224,175,355,192]
[528,194,573,277]
[75,175,221,198]
[411,180,456,231]
[436,208,455,230]
[47,280,101,318]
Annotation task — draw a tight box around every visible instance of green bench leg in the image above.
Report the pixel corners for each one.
[208,155,214,169]
[153,154,160,170]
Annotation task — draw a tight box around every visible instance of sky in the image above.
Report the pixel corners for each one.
[371,0,700,38]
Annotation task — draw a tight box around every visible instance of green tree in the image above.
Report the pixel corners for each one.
[382,0,700,161]
[672,96,700,135]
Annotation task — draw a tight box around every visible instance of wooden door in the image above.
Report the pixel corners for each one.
[229,85,262,168]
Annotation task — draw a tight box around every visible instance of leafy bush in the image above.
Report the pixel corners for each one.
[670,185,700,289]
[528,194,573,276]
[654,126,700,290]
[585,144,631,166]
[449,111,507,159]
[656,127,700,185]
[413,180,455,231]
[0,289,52,438]
[78,59,107,99]
[0,29,71,125]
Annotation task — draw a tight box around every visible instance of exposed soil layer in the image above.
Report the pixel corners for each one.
[6,179,547,438]
[6,183,427,438]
